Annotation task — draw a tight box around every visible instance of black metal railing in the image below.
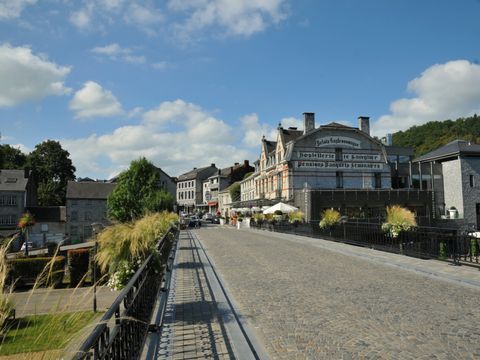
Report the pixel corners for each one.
[73,226,179,360]
[251,221,480,267]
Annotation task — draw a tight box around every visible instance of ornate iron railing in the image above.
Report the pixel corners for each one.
[251,221,480,267]
[73,226,179,360]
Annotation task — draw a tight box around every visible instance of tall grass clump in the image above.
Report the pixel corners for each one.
[96,212,178,290]
[319,209,341,229]
[0,241,14,330]
[381,205,417,238]
[288,211,305,224]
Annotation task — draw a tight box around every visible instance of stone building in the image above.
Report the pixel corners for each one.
[414,140,480,229]
[66,181,116,243]
[26,206,66,246]
[0,169,36,239]
[176,164,218,213]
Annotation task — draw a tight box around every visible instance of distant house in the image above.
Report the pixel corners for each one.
[202,161,254,214]
[176,164,218,213]
[0,169,36,240]
[26,206,66,246]
[66,181,116,243]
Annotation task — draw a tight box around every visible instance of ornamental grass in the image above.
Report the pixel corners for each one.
[319,209,341,229]
[288,211,305,224]
[381,205,417,238]
[96,212,178,275]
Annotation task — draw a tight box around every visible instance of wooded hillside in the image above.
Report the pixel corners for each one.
[392,114,480,157]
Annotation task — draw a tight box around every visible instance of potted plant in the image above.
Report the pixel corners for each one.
[219,216,225,226]
[381,205,416,242]
[288,211,305,227]
[319,209,341,230]
[448,206,458,219]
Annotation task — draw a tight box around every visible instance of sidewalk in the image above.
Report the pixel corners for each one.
[145,230,264,360]
[246,227,480,290]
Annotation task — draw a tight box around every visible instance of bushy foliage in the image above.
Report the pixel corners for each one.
[28,140,76,206]
[288,211,305,224]
[96,212,178,287]
[7,256,65,288]
[67,249,90,286]
[0,243,13,329]
[0,144,27,169]
[381,205,417,238]
[229,182,241,202]
[107,157,174,222]
[253,213,265,224]
[319,209,341,229]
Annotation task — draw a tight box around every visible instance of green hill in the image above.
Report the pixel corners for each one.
[392,114,480,157]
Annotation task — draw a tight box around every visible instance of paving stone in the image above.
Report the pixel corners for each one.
[195,226,480,359]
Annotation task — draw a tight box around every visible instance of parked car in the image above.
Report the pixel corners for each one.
[20,242,34,251]
[211,216,220,224]
[203,213,214,222]
[188,216,202,228]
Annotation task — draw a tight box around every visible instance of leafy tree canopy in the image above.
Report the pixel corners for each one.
[107,157,174,222]
[229,182,241,202]
[392,114,480,157]
[28,140,76,206]
[0,144,27,169]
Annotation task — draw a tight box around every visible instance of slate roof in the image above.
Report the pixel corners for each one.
[264,140,277,154]
[281,128,303,144]
[0,170,29,192]
[177,165,217,181]
[414,140,480,162]
[66,181,116,199]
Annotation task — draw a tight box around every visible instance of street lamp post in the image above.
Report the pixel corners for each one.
[91,223,103,313]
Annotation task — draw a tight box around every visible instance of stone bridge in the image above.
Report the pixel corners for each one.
[142,225,480,359]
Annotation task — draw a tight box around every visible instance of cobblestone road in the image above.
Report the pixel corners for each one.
[195,227,480,360]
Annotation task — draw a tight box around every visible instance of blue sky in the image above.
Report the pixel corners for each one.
[1,0,480,179]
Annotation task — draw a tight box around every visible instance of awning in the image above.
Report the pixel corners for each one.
[208,201,218,206]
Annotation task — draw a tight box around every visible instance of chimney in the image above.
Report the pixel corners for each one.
[244,160,249,167]
[358,116,370,135]
[234,162,239,166]
[303,112,315,135]
[211,163,215,168]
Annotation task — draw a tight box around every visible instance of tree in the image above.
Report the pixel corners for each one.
[0,144,27,169]
[107,158,175,222]
[229,182,241,202]
[28,140,76,206]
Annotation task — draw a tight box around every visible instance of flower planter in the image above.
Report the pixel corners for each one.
[219,218,225,225]
[237,222,242,229]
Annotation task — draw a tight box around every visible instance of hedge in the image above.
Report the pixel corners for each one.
[67,249,90,286]
[7,256,65,288]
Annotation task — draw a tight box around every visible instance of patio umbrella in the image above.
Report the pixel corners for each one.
[263,202,299,214]
[251,206,261,212]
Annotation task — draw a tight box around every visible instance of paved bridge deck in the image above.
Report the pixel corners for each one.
[146,226,480,359]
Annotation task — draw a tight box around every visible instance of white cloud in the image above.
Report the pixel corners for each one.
[91,43,146,64]
[69,81,124,119]
[240,113,302,147]
[0,0,36,20]
[373,60,480,135]
[152,61,168,70]
[62,99,252,178]
[69,5,93,29]
[0,44,71,107]
[124,3,163,34]
[169,0,288,40]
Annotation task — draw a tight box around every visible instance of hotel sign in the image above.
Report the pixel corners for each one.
[316,136,361,148]
[298,152,382,162]
[296,161,383,170]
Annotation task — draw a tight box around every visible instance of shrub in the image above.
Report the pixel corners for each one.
[319,209,341,229]
[67,249,90,286]
[288,211,305,224]
[381,205,417,238]
[253,213,264,224]
[7,256,65,288]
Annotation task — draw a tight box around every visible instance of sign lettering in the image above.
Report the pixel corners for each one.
[296,161,383,170]
[315,136,361,148]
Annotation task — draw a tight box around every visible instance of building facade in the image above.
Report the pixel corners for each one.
[239,112,433,222]
[66,181,116,243]
[176,164,218,213]
[0,169,36,239]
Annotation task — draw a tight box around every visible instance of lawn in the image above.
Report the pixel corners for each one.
[0,311,99,356]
